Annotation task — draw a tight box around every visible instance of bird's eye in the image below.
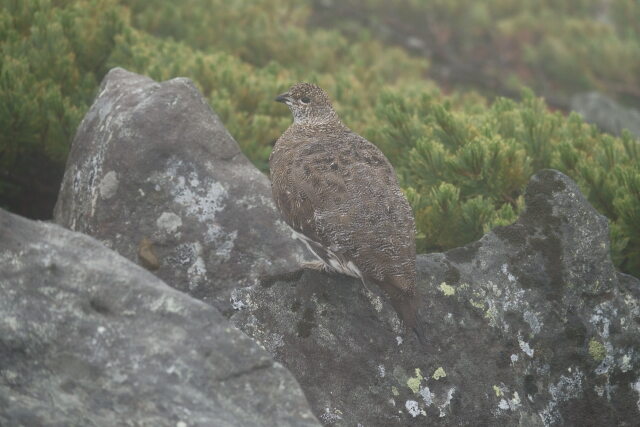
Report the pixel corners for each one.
[300,96,311,104]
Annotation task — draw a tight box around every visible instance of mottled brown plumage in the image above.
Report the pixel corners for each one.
[270,82,421,338]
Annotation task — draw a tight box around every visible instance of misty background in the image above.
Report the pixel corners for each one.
[1,0,639,276]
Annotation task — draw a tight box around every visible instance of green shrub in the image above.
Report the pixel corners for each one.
[368,89,640,274]
[0,0,126,216]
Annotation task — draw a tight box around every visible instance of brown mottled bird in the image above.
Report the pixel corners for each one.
[269,82,422,341]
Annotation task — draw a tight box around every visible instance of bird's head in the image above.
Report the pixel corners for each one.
[275,83,339,125]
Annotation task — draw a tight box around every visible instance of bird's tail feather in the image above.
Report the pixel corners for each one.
[366,276,427,346]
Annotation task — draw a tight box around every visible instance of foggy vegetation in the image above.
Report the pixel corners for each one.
[1,0,639,276]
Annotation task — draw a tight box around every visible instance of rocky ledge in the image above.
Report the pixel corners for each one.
[2,68,639,426]
[0,209,318,426]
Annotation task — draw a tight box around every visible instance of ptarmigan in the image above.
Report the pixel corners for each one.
[270,82,422,340]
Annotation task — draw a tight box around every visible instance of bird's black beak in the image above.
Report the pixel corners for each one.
[275,93,291,104]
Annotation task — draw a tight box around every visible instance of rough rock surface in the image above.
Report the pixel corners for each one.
[54,67,308,311]
[0,208,319,426]
[571,92,640,138]
[231,170,640,426]
[52,68,640,425]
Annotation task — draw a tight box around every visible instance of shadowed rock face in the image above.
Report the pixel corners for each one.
[231,169,640,426]
[0,209,319,427]
[50,68,640,426]
[54,67,308,311]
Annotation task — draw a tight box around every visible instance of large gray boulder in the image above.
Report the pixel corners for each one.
[231,170,640,426]
[0,208,319,426]
[54,67,308,310]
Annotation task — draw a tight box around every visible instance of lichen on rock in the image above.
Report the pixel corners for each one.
[46,68,640,426]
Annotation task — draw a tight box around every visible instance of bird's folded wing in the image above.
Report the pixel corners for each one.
[273,135,400,251]
[272,161,340,250]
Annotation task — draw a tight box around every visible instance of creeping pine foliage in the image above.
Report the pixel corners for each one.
[370,89,640,275]
[1,0,639,276]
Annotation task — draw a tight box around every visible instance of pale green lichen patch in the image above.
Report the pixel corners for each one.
[493,385,504,397]
[469,299,485,309]
[391,386,399,396]
[407,368,423,394]
[484,306,498,324]
[589,339,606,362]
[439,282,456,296]
[432,367,446,380]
